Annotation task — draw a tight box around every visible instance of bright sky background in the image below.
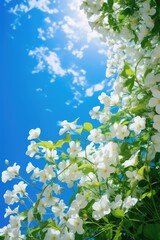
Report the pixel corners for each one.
[1,0,111,227]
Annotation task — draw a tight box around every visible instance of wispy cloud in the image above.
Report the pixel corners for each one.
[6,0,107,107]
[85,81,106,97]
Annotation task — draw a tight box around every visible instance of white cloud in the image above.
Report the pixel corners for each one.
[85,81,106,97]
[45,51,66,77]
[36,88,43,92]
[29,47,66,77]
[71,45,88,59]
[9,0,58,15]
[6,0,108,107]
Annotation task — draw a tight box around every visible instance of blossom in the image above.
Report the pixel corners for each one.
[44,149,59,162]
[129,116,146,135]
[122,151,139,168]
[88,128,104,143]
[148,89,160,114]
[153,115,160,132]
[4,206,19,218]
[123,196,138,212]
[44,228,60,240]
[59,120,76,135]
[9,215,21,229]
[89,106,100,120]
[92,195,111,220]
[52,199,67,217]
[126,170,142,184]
[98,92,110,106]
[27,128,41,140]
[67,141,82,158]
[97,162,115,180]
[111,195,122,210]
[110,123,130,140]
[151,133,160,152]
[39,164,56,183]
[4,190,19,205]
[61,228,75,240]
[2,163,20,183]
[67,215,84,234]
[26,141,39,157]
[57,161,81,187]
[13,181,28,197]
[68,193,87,216]
[26,162,36,173]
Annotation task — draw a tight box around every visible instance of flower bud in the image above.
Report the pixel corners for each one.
[5,159,9,165]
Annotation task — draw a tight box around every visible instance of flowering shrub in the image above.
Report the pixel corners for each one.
[1,0,160,239]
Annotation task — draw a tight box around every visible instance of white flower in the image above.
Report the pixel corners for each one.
[4,206,19,218]
[144,72,159,88]
[153,115,160,132]
[151,133,160,152]
[88,128,104,143]
[26,141,38,157]
[61,228,75,240]
[52,200,67,217]
[39,164,56,183]
[13,181,27,197]
[97,162,115,180]
[98,92,110,106]
[110,93,120,105]
[111,195,122,210]
[26,162,36,173]
[67,215,84,235]
[148,89,160,114]
[44,149,59,162]
[28,208,34,226]
[67,141,82,158]
[9,215,21,229]
[89,106,100,120]
[27,128,41,140]
[126,170,142,184]
[122,151,139,168]
[2,163,20,183]
[4,190,19,205]
[92,195,111,220]
[68,193,87,215]
[110,123,130,140]
[0,226,8,236]
[123,196,138,212]
[44,228,60,240]
[129,116,146,135]
[59,120,76,135]
[58,161,82,188]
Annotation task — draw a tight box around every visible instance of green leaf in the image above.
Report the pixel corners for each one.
[63,133,72,142]
[83,122,93,131]
[141,190,156,200]
[60,152,68,160]
[78,164,92,170]
[108,0,113,9]
[124,76,135,92]
[113,231,122,240]
[78,164,95,174]
[87,182,101,188]
[125,68,134,76]
[143,224,160,240]
[36,141,55,149]
[54,139,64,148]
[112,209,124,218]
[76,127,83,135]
[138,166,146,178]
[130,103,146,114]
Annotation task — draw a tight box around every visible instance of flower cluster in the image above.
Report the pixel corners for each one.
[1,0,160,239]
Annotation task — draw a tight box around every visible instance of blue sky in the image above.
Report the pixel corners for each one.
[0,0,110,228]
